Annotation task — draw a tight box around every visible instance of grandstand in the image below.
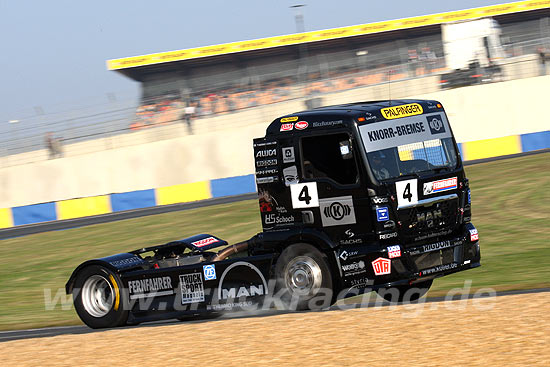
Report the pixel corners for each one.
[1,0,549,167]
[108,0,550,129]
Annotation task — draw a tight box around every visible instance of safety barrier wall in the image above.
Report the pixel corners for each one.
[1,75,549,223]
[0,130,548,230]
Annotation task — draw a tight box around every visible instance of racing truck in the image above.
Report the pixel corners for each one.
[66,99,480,328]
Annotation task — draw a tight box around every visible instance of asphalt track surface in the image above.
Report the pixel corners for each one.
[1,148,548,241]
[1,287,548,342]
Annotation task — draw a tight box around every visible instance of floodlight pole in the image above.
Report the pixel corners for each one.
[290,4,308,89]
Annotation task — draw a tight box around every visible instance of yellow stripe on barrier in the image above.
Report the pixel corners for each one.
[0,208,13,229]
[156,181,211,206]
[462,135,522,161]
[57,196,112,220]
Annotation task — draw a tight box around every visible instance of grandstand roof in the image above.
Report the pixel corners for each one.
[108,0,550,81]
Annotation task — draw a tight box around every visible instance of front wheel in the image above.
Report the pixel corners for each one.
[376,279,433,303]
[274,243,334,311]
[73,265,129,329]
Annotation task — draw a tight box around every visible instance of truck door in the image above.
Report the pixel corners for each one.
[291,130,373,242]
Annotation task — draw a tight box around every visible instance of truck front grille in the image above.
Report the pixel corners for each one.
[399,198,459,242]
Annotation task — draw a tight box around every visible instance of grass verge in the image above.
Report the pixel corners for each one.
[0,153,548,330]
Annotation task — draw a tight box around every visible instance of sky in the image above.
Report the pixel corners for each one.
[0,0,518,130]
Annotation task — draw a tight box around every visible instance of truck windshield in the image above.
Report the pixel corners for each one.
[358,112,459,181]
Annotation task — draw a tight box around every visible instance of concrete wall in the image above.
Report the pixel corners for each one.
[1,74,549,209]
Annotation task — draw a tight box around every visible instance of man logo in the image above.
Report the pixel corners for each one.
[426,114,445,134]
[417,209,443,228]
[323,202,351,221]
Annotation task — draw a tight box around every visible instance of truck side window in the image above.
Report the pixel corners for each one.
[301,133,358,185]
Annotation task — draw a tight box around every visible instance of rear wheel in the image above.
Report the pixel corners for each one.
[73,265,129,329]
[274,243,333,311]
[376,279,433,303]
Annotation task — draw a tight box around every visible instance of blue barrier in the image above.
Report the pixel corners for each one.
[110,189,157,212]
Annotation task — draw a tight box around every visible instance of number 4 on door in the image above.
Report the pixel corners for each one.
[290,182,319,209]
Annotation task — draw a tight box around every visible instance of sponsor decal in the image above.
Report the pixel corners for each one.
[426,101,438,110]
[359,114,451,152]
[383,220,396,229]
[207,301,254,311]
[109,257,144,268]
[283,165,299,186]
[371,257,391,276]
[469,228,479,242]
[255,149,276,158]
[217,261,268,300]
[128,276,174,299]
[376,207,389,222]
[339,250,358,261]
[264,213,295,226]
[256,159,278,167]
[345,229,355,238]
[365,112,376,121]
[191,236,219,248]
[467,189,471,204]
[409,239,455,255]
[340,144,350,155]
[426,114,445,134]
[379,232,398,240]
[320,196,356,227]
[256,168,278,176]
[180,273,205,304]
[280,116,299,123]
[380,103,423,120]
[414,229,452,242]
[253,140,276,147]
[340,238,363,245]
[295,121,309,130]
[312,120,344,127]
[422,262,458,275]
[366,122,425,142]
[256,176,278,185]
[371,197,389,204]
[282,147,295,163]
[423,177,457,195]
[259,189,277,212]
[387,245,401,259]
[342,260,365,272]
[349,277,371,287]
[221,285,265,299]
[203,264,216,281]
[280,123,294,132]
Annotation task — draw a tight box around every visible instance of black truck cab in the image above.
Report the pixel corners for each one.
[66,99,482,329]
[252,99,480,294]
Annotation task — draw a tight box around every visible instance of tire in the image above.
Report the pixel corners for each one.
[274,243,334,311]
[72,265,129,329]
[376,279,433,304]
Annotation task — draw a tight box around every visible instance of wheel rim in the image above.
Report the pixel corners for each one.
[284,256,323,296]
[81,275,114,318]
